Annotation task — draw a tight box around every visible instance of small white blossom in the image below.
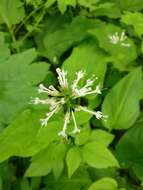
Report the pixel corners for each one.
[73,78,97,97]
[58,112,70,138]
[40,104,61,127]
[71,111,80,134]
[77,106,107,120]
[31,68,107,139]
[38,84,59,96]
[95,85,101,94]
[108,31,130,47]
[71,71,85,91]
[56,68,68,89]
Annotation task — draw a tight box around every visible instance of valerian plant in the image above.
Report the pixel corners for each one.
[0,0,143,190]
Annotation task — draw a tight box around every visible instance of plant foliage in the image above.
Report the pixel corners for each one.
[0,0,143,189]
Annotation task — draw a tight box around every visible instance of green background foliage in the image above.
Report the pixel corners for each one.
[0,0,143,189]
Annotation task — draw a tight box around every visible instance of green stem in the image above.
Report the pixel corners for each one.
[15,3,44,34]
[7,23,20,53]
[19,9,45,43]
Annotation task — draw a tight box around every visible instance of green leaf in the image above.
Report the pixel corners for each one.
[26,143,67,178]
[78,0,99,10]
[89,130,114,146]
[43,17,102,61]
[57,0,76,13]
[36,119,61,149]
[45,0,76,13]
[102,68,142,130]
[88,177,118,190]
[52,143,67,179]
[25,143,54,177]
[0,0,25,27]
[116,114,143,181]
[81,142,119,169]
[75,126,91,146]
[45,0,56,8]
[121,11,143,37]
[0,49,49,124]
[0,109,62,162]
[66,147,81,178]
[91,2,121,19]
[46,167,92,190]
[35,13,69,62]
[63,41,108,84]
[0,32,10,61]
[0,110,40,162]
[20,178,31,190]
[89,24,137,70]
[118,0,143,11]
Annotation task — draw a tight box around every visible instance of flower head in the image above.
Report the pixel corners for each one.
[108,31,130,47]
[31,68,107,139]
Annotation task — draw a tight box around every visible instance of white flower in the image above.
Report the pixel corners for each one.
[38,84,59,96]
[31,68,107,139]
[58,112,70,138]
[56,68,68,89]
[77,106,108,120]
[40,104,61,127]
[108,31,130,47]
[71,111,80,134]
[71,71,85,91]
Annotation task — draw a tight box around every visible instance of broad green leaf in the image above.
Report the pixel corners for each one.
[75,126,91,146]
[0,32,10,61]
[66,147,81,178]
[116,114,143,181]
[89,24,137,70]
[78,1,121,18]
[0,110,40,162]
[81,142,119,169]
[20,178,31,190]
[36,119,61,148]
[118,0,143,11]
[0,110,62,162]
[46,168,92,190]
[121,11,143,37]
[63,41,108,84]
[78,0,99,10]
[102,68,142,130]
[43,17,102,61]
[0,49,49,124]
[0,0,25,27]
[35,13,69,62]
[25,144,54,177]
[91,2,121,19]
[26,143,67,178]
[52,143,67,179]
[89,130,114,146]
[45,0,76,13]
[57,0,76,13]
[88,177,118,190]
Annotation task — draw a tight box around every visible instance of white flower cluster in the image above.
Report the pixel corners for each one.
[108,31,130,47]
[31,68,107,139]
